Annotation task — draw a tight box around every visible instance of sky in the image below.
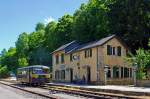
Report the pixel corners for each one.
[0,0,87,51]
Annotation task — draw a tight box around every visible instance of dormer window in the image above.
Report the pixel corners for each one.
[85,49,92,58]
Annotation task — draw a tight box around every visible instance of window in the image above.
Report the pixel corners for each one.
[90,49,92,57]
[55,71,60,80]
[107,67,111,78]
[121,67,124,78]
[84,50,87,58]
[61,54,64,63]
[85,49,92,58]
[130,68,132,78]
[61,70,65,80]
[85,50,88,58]
[32,68,49,74]
[43,68,49,74]
[124,67,129,78]
[117,46,122,56]
[70,53,73,62]
[18,69,23,75]
[56,55,59,64]
[113,66,119,78]
[107,45,112,55]
[113,47,116,55]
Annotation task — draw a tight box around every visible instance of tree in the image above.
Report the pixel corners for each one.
[29,30,45,50]
[0,49,6,56]
[0,66,9,78]
[108,0,150,52]
[28,48,51,65]
[18,57,28,67]
[45,21,57,51]
[0,47,18,73]
[55,14,73,47]
[148,39,150,47]
[35,22,45,31]
[16,32,29,57]
[126,39,150,79]
[135,49,150,79]
[29,24,52,65]
[72,0,110,43]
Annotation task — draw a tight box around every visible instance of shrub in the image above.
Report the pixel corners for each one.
[0,66,9,78]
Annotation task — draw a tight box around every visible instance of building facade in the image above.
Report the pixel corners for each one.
[52,35,133,85]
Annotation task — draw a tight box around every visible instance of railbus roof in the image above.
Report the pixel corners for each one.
[17,65,49,70]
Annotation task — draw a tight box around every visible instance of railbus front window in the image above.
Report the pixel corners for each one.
[32,68,49,74]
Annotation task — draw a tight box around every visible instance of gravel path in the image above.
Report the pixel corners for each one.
[0,81,91,99]
[0,84,35,99]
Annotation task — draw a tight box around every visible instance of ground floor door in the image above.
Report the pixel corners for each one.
[70,69,73,82]
[87,67,91,83]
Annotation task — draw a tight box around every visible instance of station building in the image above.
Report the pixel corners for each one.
[52,35,133,85]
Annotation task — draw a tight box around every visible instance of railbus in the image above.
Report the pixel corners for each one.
[17,65,50,85]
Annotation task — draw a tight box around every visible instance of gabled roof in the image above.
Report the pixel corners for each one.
[76,35,116,51]
[53,34,128,54]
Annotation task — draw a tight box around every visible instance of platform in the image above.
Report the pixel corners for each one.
[47,82,150,96]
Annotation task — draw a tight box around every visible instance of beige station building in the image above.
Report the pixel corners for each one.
[52,35,133,85]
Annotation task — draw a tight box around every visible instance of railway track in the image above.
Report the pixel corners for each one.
[0,80,149,99]
[42,84,146,99]
[0,81,58,99]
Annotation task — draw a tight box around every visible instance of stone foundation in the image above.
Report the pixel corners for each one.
[136,80,150,87]
[107,78,133,85]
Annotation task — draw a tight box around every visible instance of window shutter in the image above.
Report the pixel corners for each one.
[107,45,110,55]
[90,49,92,57]
[70,54,73,61]
[110,46,112,55]
[84,50,87,58]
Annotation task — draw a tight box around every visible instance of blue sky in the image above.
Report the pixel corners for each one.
[0,0,87,51]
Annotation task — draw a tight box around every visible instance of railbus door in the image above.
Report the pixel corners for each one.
[29,68,32,83]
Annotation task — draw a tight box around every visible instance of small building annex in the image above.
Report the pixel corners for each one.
[52,35,133,85]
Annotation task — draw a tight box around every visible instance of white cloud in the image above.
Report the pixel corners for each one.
[44,16,55,24]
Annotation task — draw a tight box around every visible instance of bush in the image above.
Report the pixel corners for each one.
[0,66,9,78]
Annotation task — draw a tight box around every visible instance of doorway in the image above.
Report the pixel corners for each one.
[87,67,91,84]
[70,69,73,83]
